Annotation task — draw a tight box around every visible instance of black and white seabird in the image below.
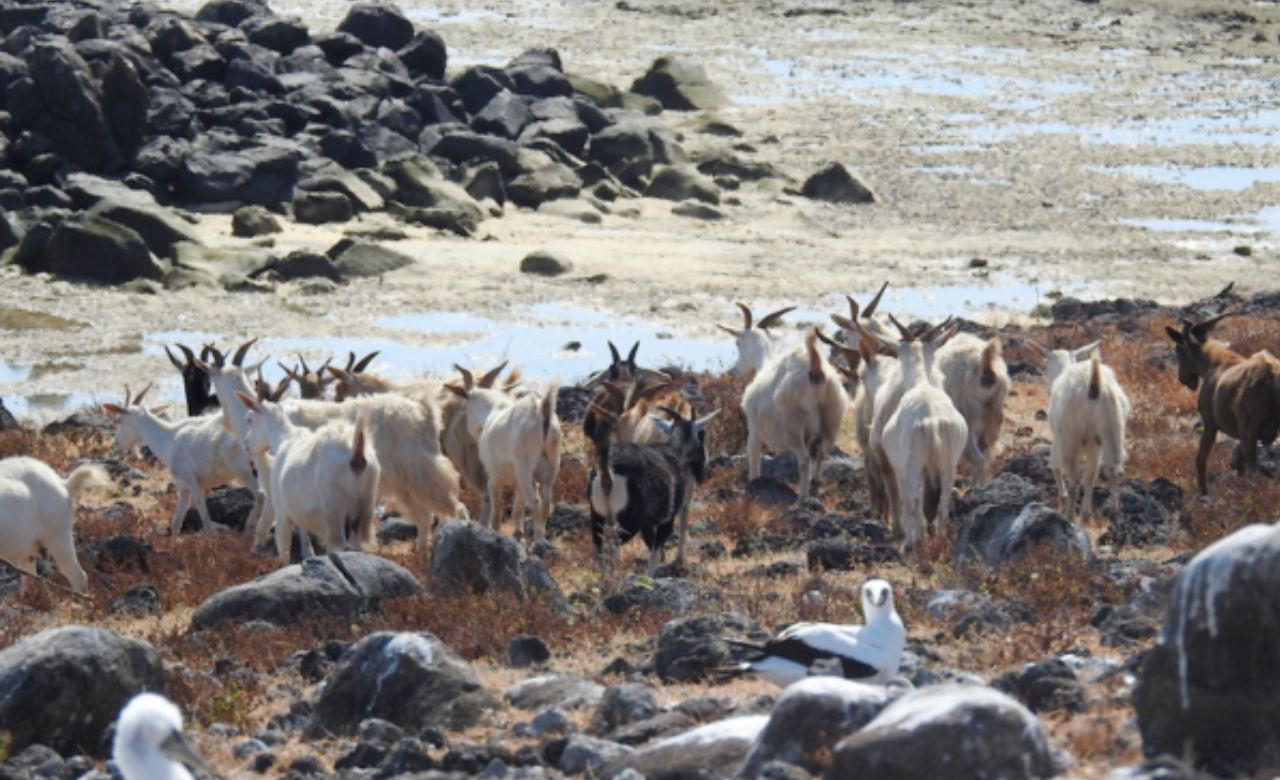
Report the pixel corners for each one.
[722,577,906,688]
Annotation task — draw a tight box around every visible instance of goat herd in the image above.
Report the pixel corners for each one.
[2,285,1278,596]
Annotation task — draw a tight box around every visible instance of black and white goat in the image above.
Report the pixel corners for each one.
[164,343,220,417]
[588,387,718,573]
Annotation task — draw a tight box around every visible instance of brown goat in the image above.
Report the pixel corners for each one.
[1167,313,1280,495]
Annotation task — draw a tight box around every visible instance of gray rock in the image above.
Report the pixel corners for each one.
[646,165,720,205]
[308,631,497,735]
[31,43,124,172]
[523,706,573,736]
[298,170,384,212]
[600,575,713,615]
[507,164,582,208]
[472,89,533,139]
[178,144,301,206]
[739,678,891,778]
[507,634,551,668]
[506,673,605,712]
[181,486,256,532]
[293,190,353,224]
[0,626,164,757]
[602,716,768,780]
[654,612,768,683]
[273,250,341,282]
[384,157,485,224]
[953,500,1090,568]
[327,238,415,279]
[398,31,447,81]
[592,683,658,734]
[1134,523,1280,776]
[562,735,633,775]
[108,584,161,616]
[190,551,422,629]
[992,657,1085,714]
[42,214,165,283]
[800,163,876,204]
[336,3,414,50]
[672,202,724,220]
[828,684,1055,779]
[1104,756,1213,780]
[85,200,198,261]
[428,520,565,605]
[520,250,573,276]
[629,56,726,111]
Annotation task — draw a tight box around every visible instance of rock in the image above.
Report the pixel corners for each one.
[1133,523,1280,775]
[241,16,310,55]
[0,626,163,757]
[86,199,200,261]
[0,399,17,430]
[602,716,768,780]
[520,249,573,276]
[953,500,1091,568]
[178,144,301,206]
[232,205,282,236]
[100,54,148,160]
[384,157,485,223]
[739,678,890,778]
[507,634,551,669]
[646,165,720,204]
[1051,296,1159,323]
[599,575,713,615]
[1104,756,1213,780]
[42,215,165,283]
[197,0,270,26]
[376,514,420,544]
[589,120,655,170]
[298,170,384,212]
[190,551,422,629]
[610,711,698,746]
[398,31,447,81]
[992,658,1085,713]
[561,735,633,775]
[327,238,415,279]
[308,632,498,735]
[181,486,257,532]
[1098,483,1173,548]
[337,2,414,50]
[654,612,768,683]
[806,539,899,571]
[592,683,658,735]
[293,190,353,224]
[506,163,582,208]
[472,90,533,139]
[31,42,123,172]
[629,56,726,111]
[506,673,604,712]
[746,476,799,507]
[428,519,564,604]
[108,583,162,616]
[828,684,1056,779]
[453,65,518,114]
[672,202,723,220]
[800,163,876,204]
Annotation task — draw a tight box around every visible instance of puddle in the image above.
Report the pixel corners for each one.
[1101,165,1280,192]
[0,361,29,383]
[1121,217,1241,233]
[0,308,86,331]
[1,392,104,420]
[969,109,1280,147]
[789,276,1086,324]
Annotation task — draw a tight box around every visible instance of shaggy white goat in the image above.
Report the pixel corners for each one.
[238,393,380,560]
[104,384,261,535]
[718,303,797,382]
[447,379,562,542]
[742,328,850,499]
[0,456,107,593]
[1036,341,1131,520]
[881,332,969,547]
[934,332,1010,487]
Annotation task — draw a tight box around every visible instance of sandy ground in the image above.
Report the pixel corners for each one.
[5,0,1280,416]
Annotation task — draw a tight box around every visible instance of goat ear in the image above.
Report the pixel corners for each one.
[717,324,743,338]
[757,305,795,330]
[164,346,185,371]
[1165,325,1183,344]
[862,281,889,319]
[326,366,351,382]
[101,402,126,417]
[831,313,856,332]
[648,414,675,436]
[353,351,380,373]
[234,391,258,410]
[444,383,468,398]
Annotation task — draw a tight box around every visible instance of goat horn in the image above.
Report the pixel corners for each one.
[608,341,622,366]
[717,324,743,338]
[1216,281,1236,298]
[298,355,311,374]
[123,383,132,407]
[164,345,185,371]
[626,342,640,366]
[887,314,914,342]
[1191,311,1232,340]
[478,360,509,388]
[735,302,753,330]
[757,305,796,330]
[846,295,860,321]
[921,316,954,343]
[205,344,226,368]
[353,351,380,373]
[231,338,257,367]
[815,328,859,363]
[863,281,889,319]
[133,382,154,405]
[453,364,475,391]
[277,361,298,379]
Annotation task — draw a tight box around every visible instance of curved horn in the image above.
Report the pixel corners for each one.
[886,314,914,342]
[626,342,640,367]
[204,344,226,368]
[133,382,154,405]
[298,355,311,375]
[608,341,622,366]
[815,328,860,365]
[164,346,185,371]
[921,316,954,343]
[232,338,257,367]
[277,361,300,379]
[717,324,743,338]
[757,305,796,330]
[862,281,889,319]
[453,364,475,391]
[478,360,509,388]
[846,294,860,321]
[353,351,380,373]
[735,302,753,330]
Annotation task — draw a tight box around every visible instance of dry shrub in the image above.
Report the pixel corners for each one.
[1180,473,1280,547]
[554,452,591,508]
[713,494,767,542]
[696,372,747,457]
[365,589,571,661]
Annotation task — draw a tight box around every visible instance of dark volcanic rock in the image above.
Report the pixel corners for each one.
[42,215,166,283]
[232,204,282,236]
[653,612,768,683]
[31,42,124,172]
[801,162,875,204]
[398,31,447,80]
[828,684,1056,779]
[308,631,498,735]
[506,634,551,669]
[191,552,421,629]
[0,626,163,757]
[336,2,414,50]
[109,584,162,616]
[327,238,415,279]
[592,683,658,735]
[629,56,726,111]
[428,520,563,604]
[180,486,257,532]
[1134,523,1280,776]
[293,190,353,224]
[602,716,767,780]
[519,249,572,276]
[992,657,1085,713]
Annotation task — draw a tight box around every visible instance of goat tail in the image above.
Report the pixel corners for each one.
[1088,349,1102,400]
[64,464,109,503]
[805,327,823,384]
[541,379,561,438]
[350,412,369,472]
[923,469,941,522]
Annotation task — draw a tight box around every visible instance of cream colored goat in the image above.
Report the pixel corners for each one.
[934,333,1009,487]
[1038,341,1131,520]
[718,303,796,382]
[742,328,850,499]
[0,456,107,593]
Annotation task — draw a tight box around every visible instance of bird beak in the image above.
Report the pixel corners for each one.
[161,729,213,777]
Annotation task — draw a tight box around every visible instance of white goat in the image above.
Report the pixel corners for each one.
[934,332,1010,487]
[0,456,107,593]
[447,379,562,542]
[104,385,261,535]
[830,281,894,351]
[742,327,850,499]
[718,303,796,382]
[1036,341,1131,520]
[881,329,969,547]
[237,393,380,561]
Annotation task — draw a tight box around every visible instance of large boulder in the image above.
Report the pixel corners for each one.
[86,199,200,260]
[190,552,422,629]
[398,31,447,81]
[591,683,658,735]
[1133,522,1280,775]
[42,215,166,283]
[336,2,415,50]
[384,157,484,224]
[0,626,164,757]
[428,520,563,604]
[506,673,605,712]
[327,238,415,279]
[827,684,1056,779]
[30,42,123,171]
[629,56,726,111]
[292,190,353,224]
[646,165,720,204]
[738,678,891,778]
[953,501,1090,568]
[307,632,498,735]
[801,162,876,205]
[602,716,769,780]
[654,612,768,683]
[178,144,302,206]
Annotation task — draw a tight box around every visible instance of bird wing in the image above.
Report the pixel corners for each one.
[772,622,895,675]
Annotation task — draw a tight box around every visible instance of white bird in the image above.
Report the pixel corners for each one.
[113,693,212,780]
[719,578,906,688]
